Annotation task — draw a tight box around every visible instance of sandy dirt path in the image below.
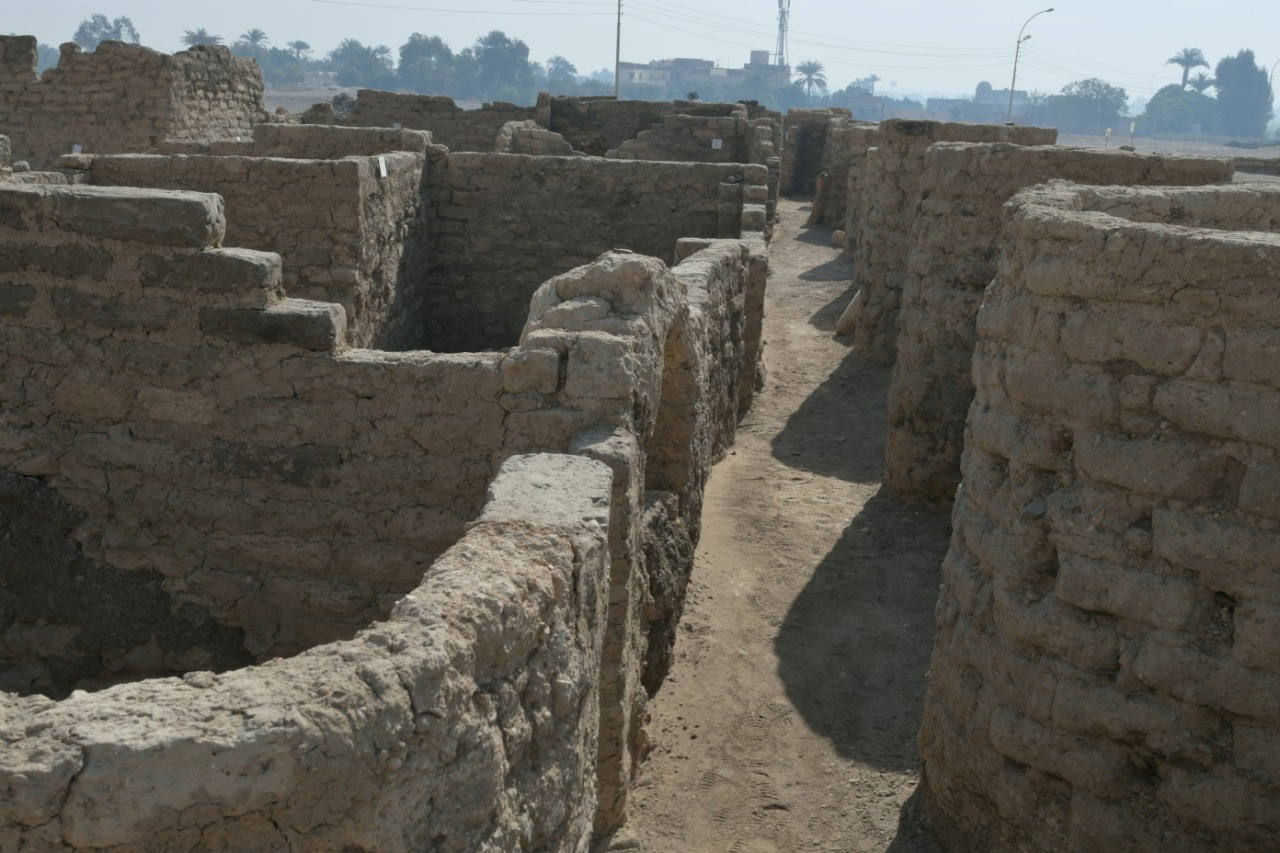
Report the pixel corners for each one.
[613,199,952,852]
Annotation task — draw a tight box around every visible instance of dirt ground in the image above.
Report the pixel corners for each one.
[612,200,953,852]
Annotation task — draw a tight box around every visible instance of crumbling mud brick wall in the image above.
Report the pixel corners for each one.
[74,148,428,349]
[0,181,768,844]
[606,111,753,162]
[0,36,264,168]
[329,89,538,152]
[547,96,677,155]
[847,119,1057,364]
[159,123,433,160]
[885,144,1232,504]
[781,107,850,195]
[841,125,881,255]
[918,182,1280,851]
[495,119,577,155]
[0,452,615,852]
[421,151,767,351]
[810,117,877,230]
[0,133,9,178]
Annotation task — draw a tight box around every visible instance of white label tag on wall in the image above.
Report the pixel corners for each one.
[392,122,402,130]
[71,144,82,154]
[378,156,388,178]
[711,138,723,150]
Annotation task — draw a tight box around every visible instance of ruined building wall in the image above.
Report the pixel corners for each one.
[495,119,577,155]
[0,179,769,844]
[1,452,615,853]
[781,107,849,195]
[885,143,1232,504]
[0,183,521,688]
[847,119,1057,364]
[421,152,766,351]
[338,89,539,151]
[606,112,753,163]
[78,150,428,349]
[159,123,433,159]
[547,96,676,155]
[0,36,263,168]
[919,182,1280,852]
[812,118,877,230]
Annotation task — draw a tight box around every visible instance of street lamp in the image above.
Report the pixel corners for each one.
[1007,7,1054,124]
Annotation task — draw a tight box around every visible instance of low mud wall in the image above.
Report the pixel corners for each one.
[422,152,767,351]
[885,143,1232,503]
[76,150,427,348]
[0,36,263,168]
[0,181,768,843]
[919,182,1280,851]
[336,89,538,152]
[812,118,877,231]
[0,452,613,852]
[847,119,1056,364]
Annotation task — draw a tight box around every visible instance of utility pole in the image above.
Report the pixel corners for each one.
[1007,7,1053,124]
[614,0,622,98]
[775,0,790,67]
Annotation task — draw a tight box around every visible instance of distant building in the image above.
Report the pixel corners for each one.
[926,81,1030,122]
[619,51,790,94]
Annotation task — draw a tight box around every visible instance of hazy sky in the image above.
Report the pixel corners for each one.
[7,1,1279,100]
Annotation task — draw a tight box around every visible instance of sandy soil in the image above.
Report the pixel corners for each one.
[1057,132,1280,159]
[612,200,953,852]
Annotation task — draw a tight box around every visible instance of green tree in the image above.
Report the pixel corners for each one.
[287,40,311,60]
[471,30,537,102]
[1214,50,1273,138]
[1187,72,1215,94]
[398,33,454,93]
[72,14,140,51]
[181,28,223,47]
[795,60,827,98]
[36,43,59,72]
[328,38,394,88]
[1140,83,1218,134]
[850,73,880,94]
[1030,78,1129,133]
[1166,47,1209,89]
[545,55,576,90]
[237,29,269,50]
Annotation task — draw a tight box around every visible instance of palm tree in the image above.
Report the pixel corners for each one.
[1166,47,1208,88]
[1187,72,1215,94]
[287,40,311,60]
[181,28,222,47]
[795,60,827,98]
[238,28,269,49]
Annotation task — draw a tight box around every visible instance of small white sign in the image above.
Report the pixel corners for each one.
[392,122,402,130]
[378,156,388,178]
[71,144,82,154]
[711,138,723,150]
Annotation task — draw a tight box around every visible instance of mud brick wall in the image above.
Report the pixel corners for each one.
[606,112,753,162]
[885,144,1232,504]
[340,89,537,151]
[919,182,1280,851]
[495,119,576,155]
[547,96,676,155]
[81,151,427,348]
[158,123,434,159]
[0,453,614,852]
[815,119,877,230]
[847,120,1058,364]
[421,151,765,351]
[0,37,263,168]
[781,107,849,195]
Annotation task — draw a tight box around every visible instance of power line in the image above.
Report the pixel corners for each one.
[311,0,615,15]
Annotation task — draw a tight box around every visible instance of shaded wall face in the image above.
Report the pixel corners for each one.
[0,37,263,168]
[919,183,1280,852]
[0,183,534,691]
[83,151,428,349]
[344,89,537,151]
[547,97,675,155]
[849,121,1058,365]
[884,144,1234,505]
[421,152,759,351]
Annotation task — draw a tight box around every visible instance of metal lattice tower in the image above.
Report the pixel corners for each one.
[775,0,790,66]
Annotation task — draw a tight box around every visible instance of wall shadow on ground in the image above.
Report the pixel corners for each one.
[771,348,887,484]
[798,257,853,282]
[774,487,951,771]
[887,785,945,852]
[808,284,856,333]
